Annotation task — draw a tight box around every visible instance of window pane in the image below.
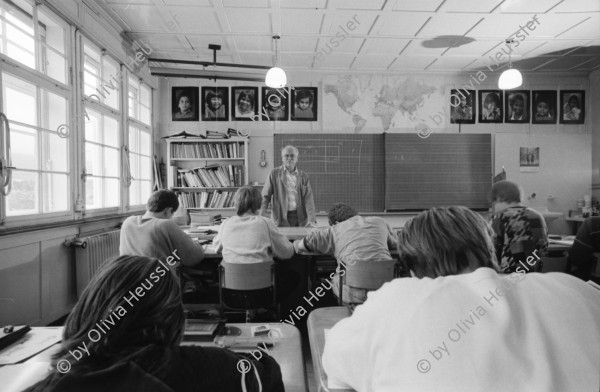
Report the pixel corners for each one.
[140,155,151,180]
[38,9,65,54]
[43,131,68,172]
[104,147,119,177]
[140,106,151,125]
[11,125,38,170]
[44,48,66,84]
[7,170,38,216]
[42,173,68,212]
[139,130,151,156]
[85,176,102,210]
[104,178,119,207]
[141,85,151,106]
[45,91,67,132]
[104,116,119,148]
[85,110,101,143]
[130,153,139,179]
[85,143,102,177]
[129,126,139,153]
[84,69,100,98]
[3,73,37,127]
[129,180,141,206]
[140,180,151,205]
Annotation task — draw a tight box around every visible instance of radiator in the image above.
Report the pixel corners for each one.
[74,230,121,296]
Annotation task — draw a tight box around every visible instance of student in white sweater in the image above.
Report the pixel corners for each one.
[214,186,294,263]
[322,206,600,392]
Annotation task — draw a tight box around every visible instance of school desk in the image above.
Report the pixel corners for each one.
[0,323,307,392]
[306,307,355,392]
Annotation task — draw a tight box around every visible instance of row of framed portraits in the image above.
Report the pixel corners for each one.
[172,86,318,122]
[450,89,585,125]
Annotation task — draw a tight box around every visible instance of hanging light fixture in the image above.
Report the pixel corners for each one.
[265,35,287,88]
[498,38,522,90]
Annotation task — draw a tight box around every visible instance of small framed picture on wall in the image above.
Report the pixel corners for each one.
[450,89,475,124]
[478,90,503,123]
[291,87,318,121]
[560,90,585,124]
[231,87,258,121]
[201,86,229,121]
[172,87,199,121]
[532,90,557,124]
[261,87,289,121]
[505,90,530,123]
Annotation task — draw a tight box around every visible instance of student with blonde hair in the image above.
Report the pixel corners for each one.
[323,206,600,391]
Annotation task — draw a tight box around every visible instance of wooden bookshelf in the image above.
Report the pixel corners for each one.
[166,137,249,212]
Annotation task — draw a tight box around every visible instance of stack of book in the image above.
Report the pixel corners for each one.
[183,319,225,342]
[205,130,229,139]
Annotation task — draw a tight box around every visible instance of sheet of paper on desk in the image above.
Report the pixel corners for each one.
[0,327,62,365]
[0,362,51,392]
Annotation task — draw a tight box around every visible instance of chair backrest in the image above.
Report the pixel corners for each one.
[343,259,398,290]
[540,256,568,273]
[220,260,273,290]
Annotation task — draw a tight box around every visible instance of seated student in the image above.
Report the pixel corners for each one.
[293,203,398,304]
[488,180,548,273]
[119,189,203,268]
[567,216,600,281]
[24,255,284,392]
[214,186,294,263]
[322,206,600,392]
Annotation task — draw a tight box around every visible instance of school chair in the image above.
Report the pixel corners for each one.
[337,258,401,305]
[219,260,277,322]
[178,264,222,318]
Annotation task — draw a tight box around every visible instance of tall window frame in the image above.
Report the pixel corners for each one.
[0,0,72,226]
[127,76,153,209]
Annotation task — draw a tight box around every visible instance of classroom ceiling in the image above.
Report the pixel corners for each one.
[97,0,600,78]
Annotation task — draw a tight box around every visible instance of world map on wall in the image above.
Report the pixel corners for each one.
[323,75,446,132]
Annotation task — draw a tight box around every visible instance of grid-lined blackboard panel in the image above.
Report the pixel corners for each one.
[385,134,492,210]
[274,134,384,212]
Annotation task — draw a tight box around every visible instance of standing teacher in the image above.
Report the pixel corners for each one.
[261,145,317,227]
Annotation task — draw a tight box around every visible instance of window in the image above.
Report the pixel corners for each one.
[128,77,152,206]
[2,72,69,216]
[0,0,68,84]
[84,109,120,210]
[83,40,119,110]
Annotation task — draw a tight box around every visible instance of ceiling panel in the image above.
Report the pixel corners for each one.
[185,36,230,53]
[440,0,504,13]
[498,0,561,13]
[419,14,484,37]
[374,13,431,36]
[552,0,600,12]
[322,13,376,36]
[428,56,483,70]
[316,53,356,69]
[280,0,327,9]
[281,10,323,35]
[361,38,411,54]
[162,0,211,6]
[226,10,271,33]
[391,0,445,12]
[352,54,398,69]
[233,36,273,52]
[388,55,439,71]
[281,36,319,52]
[223,0,269,8]
[170,9,221,33]
[336,0,386,10]
[315,37,364,54]
[281,53,316,68]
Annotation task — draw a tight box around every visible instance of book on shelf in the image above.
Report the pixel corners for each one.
[162,131,205,139]
[170,141,245,160]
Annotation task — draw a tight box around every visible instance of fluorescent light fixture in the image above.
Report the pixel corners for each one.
[266,35,287,88]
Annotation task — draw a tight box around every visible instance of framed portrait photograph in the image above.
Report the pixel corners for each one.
[291,87,318,121]
[231,87,258,121]
[559,90,585,124]
[505,90,530,123]
[172,87,199,121]
[450,89,475,124]
[201,86,229,121]
[478,90,503,123]
[532,90,557,124]
[261,87,289,121]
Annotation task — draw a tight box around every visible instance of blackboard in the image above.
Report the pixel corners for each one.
[385,134,492,210]
[274,134,385,212]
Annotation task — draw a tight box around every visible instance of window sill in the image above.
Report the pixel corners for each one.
[0,212,141,237]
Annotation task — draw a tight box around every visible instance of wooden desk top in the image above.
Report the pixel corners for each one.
[3,323,307,392]
[307,307,354,392]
